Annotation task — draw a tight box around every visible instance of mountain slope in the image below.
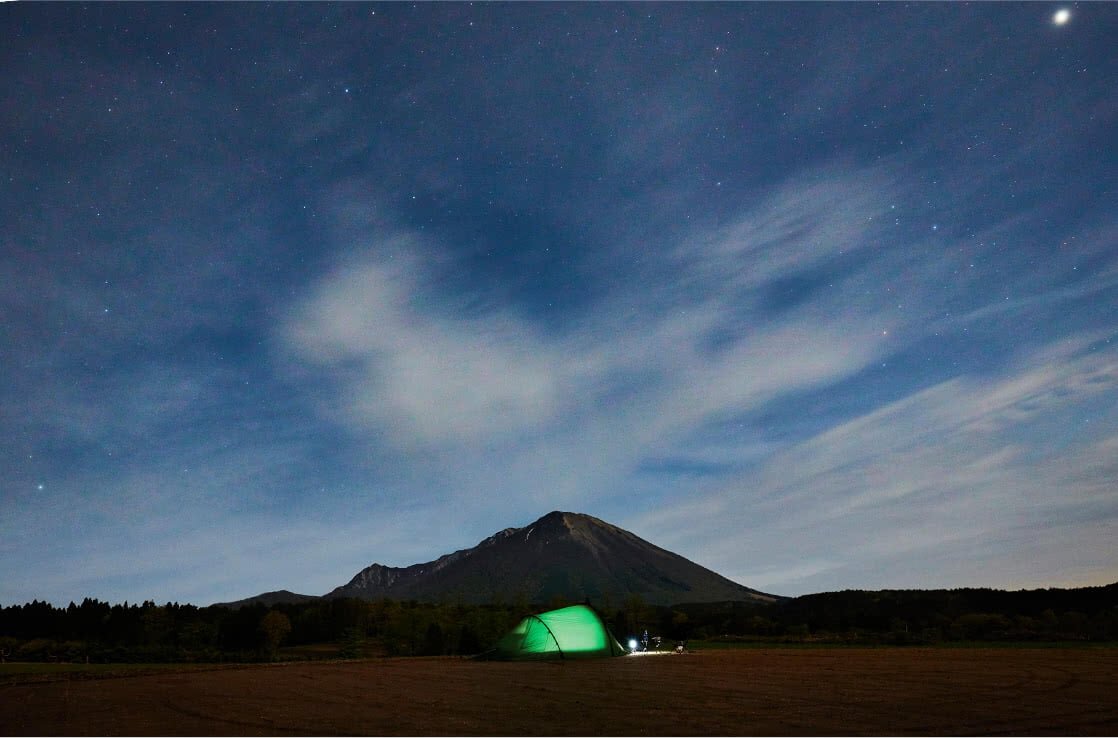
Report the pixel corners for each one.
[326,511,776,606]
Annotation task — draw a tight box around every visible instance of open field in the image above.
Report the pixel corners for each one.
[2,648,1116,735]
[0,662,255,685]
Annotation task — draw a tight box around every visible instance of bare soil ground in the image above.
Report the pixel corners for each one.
[2,648,1116,735]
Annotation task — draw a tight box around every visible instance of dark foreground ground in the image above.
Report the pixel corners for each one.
[2,648,1117,735]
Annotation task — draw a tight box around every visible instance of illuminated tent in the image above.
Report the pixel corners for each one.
[487,604,626,660]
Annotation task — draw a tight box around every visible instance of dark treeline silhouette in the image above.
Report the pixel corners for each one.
[0,596,530,663]
[672,583,1118,644]
[1,583,1115,663]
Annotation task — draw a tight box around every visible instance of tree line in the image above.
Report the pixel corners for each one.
[1,582,1115,663]
[0,597,529,663]
[672,583,1118,644]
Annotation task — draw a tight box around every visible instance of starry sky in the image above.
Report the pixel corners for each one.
[2,3,1116,606]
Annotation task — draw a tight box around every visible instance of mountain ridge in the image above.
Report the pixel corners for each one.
[325,510,776,605]
[218,511,777,608]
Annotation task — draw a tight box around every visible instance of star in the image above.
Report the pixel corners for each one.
[1052,8,1071,26]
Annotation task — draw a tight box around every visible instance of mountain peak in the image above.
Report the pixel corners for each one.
[531,510,616,533]
[533,509,580,529]
[213,589,318,609]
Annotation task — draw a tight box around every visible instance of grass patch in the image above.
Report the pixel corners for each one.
[685,638,1118,651]
[933,640,1118,649]
[0,661,247,685]
[686,639,873,650]
[277,642,344,659]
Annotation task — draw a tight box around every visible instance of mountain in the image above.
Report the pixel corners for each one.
[325,510,777,606]
[213,589,319,609]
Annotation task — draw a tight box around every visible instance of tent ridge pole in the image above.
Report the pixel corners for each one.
[532,615,565,659]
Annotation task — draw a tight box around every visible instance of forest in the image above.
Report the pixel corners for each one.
[2,582,1115,663]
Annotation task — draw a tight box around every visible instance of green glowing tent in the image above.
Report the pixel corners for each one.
[488,604,626,660]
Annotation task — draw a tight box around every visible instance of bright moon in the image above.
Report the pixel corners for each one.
[1053,8,1071,25]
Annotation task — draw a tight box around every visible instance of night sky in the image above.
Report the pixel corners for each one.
[3,3,1116,606]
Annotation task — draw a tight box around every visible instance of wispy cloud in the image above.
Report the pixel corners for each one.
[278,165,910,533]
[284,248,581,450]
[632,336,1118,594]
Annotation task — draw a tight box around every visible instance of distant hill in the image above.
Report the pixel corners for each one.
[325,510,777,606]
[213,589,318,609]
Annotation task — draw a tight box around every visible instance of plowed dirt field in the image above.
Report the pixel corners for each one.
[3,648,1116,735]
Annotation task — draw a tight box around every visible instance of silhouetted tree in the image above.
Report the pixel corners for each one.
[339,626,366,658]
[0,636,17,663]
[259,611,292,661]
[457,624,481,655]
[422,622,445,656]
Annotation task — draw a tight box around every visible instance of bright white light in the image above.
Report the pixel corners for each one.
[1053,8,1071,25]
[628,639,639,651]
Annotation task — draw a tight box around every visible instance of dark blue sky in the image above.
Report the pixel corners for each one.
[3,3,1116,605]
